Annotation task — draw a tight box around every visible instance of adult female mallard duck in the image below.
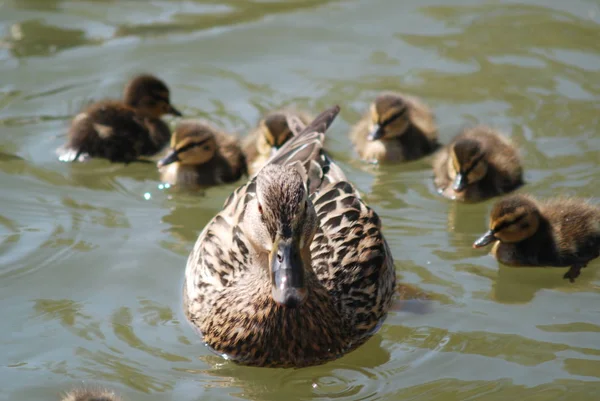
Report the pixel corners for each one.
[157,120,247,188]
[350,92,438,163]
[183,105,396,368]
[473,194,600,282]
[242,109,312,176]
[433,126,523,202]
[61,388,121,401]
[58,74,181,163]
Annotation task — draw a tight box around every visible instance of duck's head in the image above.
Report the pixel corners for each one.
[447,138,488,192]
[256,113,296,157]
[123,74,182,118]
[157,121,217,168]
[367,93,410,141]
[473,195,540,248]
[244,164,317,308]
[61,388,121,401]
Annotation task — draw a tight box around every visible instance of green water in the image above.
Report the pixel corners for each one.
[1,0,600,400]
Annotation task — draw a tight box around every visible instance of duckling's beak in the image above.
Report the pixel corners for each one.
[270,237,307,308]
[167,104,183,117]
[157,149,179,168]
[473,230,496,248]
[452,173,468,192]
[367,124,384,141]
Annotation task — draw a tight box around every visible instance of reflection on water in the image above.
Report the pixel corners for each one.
[1,0,600,400]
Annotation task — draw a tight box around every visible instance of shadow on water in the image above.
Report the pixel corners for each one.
[113,0,340,38]
[182,334,391,401]
[0,19,101,58]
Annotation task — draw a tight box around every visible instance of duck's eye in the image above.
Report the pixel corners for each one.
[258,203,263,214]
[277,251,283,263]
[203,145,211,151]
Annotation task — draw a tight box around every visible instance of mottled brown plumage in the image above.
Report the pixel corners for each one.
[243,109,312,176]
[433,126,523,202]
[350,92,438,163]
[61,388,121,401]
[157,120,247,188]
[184,105,396,367]
[58,74,181,163]
[473,194,600,282]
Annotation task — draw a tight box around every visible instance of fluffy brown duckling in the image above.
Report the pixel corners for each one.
[157,120,247,188]
[433,126,523,202]
[473,194,600,282]
[243,109,312,175]
[61,388,121,401]
[59,74,181,163]
[350,92,438,163]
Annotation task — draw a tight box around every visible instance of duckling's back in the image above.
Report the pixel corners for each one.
[542,198,600,264]
[62,101,169,163]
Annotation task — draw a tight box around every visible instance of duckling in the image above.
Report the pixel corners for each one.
[433,125,523,202]
[350,92,438,163]
[61,388,121,401]
[183,105,395,368]
[243,109,312,175]
[58,74,181,163]
[473,194,600,282]
[157,120,247,188]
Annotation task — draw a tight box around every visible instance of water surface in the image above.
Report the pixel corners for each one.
[1,0,600,400]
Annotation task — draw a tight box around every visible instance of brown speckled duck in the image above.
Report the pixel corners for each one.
[350,92,438,163]
[58,74,181,163]
[61,388,121,401]
[473,194,600,282]
[183,105,396,367]
[243,109,312,176]
[433,126,523,202]
[157,120,246,188]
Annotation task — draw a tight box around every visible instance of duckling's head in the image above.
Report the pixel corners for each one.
[447,138,488,192]
[123,74,182,118]
[157,121,217,168]
[244,164,317,308]
[61,388,121,401]
[367,93,411,141]
[256,113,296,157]
[473,195,540,248]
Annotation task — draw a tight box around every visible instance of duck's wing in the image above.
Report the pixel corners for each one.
[285,113,306,137]
[264,105,346,194]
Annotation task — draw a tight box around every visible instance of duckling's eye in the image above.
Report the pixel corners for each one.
[203,145,211,151]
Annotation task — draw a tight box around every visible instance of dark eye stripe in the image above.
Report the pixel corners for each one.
[175,137,211,154]
[461,153,485,174]
[493,214,526,233]
[379,107,407,129]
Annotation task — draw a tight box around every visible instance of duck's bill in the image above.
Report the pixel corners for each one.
[270,238,307,308]
[367,124,384,141]
[167,104,183,117]
[473,230,496,248]
[157,150,179,168]
[452,173,468,192]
